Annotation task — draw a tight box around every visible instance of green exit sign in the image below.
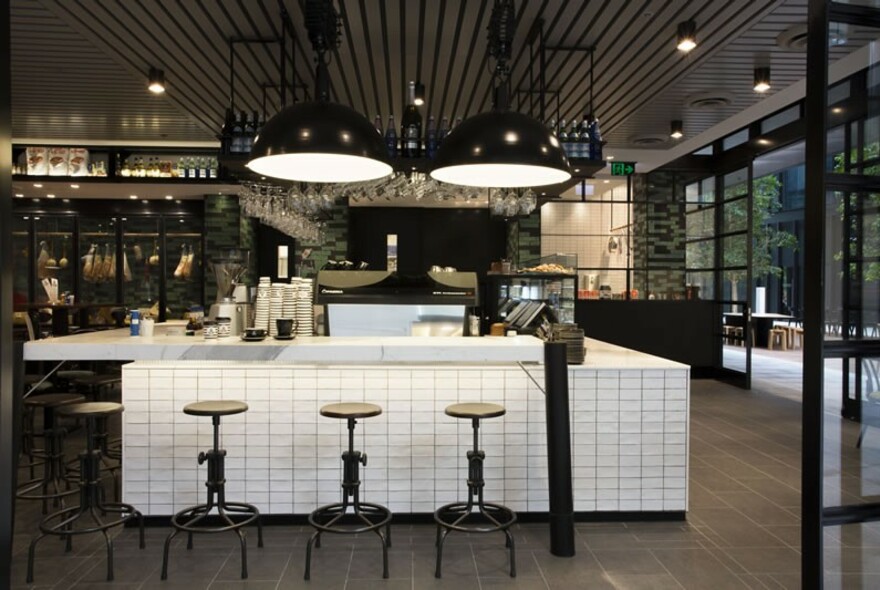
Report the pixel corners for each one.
[610,161,636,176]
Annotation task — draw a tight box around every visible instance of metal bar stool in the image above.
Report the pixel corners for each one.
[65,411,122,502]
[305,403,392,581]
[17,393,85,513]
[27,402,145,583]
[161,401,263,580]
[435,402,516,578]
[19,376,53,479]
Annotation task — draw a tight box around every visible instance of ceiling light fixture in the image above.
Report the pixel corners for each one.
[33,183,42,188]
[70,184,79,189]
[431,0,570,188]
[753,67,771,93]
[670,120,684,139]
[248,0,391,183]
[15,193,23,198]
[46,194,55,199]
[129,195,138,200]
[414,81,426,106]
[148,67,166,94]
[165,195,174,200]
[676,20,697,53]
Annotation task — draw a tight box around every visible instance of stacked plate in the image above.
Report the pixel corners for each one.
[253,277,271,331]
[295,278,314,336]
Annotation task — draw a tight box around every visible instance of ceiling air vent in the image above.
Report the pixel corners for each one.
[630,134,669,147]
[684,91,733,110]
[777,23,847,51]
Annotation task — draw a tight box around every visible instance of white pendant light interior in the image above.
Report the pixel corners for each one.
[431,163,570,188]
[247,153,393,183]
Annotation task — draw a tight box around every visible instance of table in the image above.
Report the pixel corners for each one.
[723,312,793,348]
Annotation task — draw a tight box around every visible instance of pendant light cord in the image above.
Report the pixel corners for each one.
[305,0,341,102]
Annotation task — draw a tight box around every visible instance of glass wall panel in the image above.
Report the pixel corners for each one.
[165,215,203,318]
[34,216,75,303]
[122,217,160,313]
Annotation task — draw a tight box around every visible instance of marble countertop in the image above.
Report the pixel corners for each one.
[24,329,545,363]
[24,327,688,369]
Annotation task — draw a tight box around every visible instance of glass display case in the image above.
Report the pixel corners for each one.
[79,216,119,305]
[122,217,160,314]
[486,272,577,332]
[164,214,203,318]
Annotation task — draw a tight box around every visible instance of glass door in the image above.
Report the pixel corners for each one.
[122,217,160,316]
[686,169,753,388]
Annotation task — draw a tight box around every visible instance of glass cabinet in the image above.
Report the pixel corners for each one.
[486,272,577,333]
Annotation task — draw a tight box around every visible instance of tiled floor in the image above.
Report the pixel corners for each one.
[9,355,880,589]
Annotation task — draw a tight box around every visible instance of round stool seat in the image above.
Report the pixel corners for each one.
[56,370,95,380]
[24,393,85,408]
[58,402,124,418]
[183,400,248,416]
[445,403,505,419]
[320,402,382,419]
[74,374,122,388]
[27,381,54,393]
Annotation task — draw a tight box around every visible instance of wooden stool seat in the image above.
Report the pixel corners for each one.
[768,328,788,350]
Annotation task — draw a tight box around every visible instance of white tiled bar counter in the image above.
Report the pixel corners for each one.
[25,332,689,517]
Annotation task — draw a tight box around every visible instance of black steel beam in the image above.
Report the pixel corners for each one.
[829,1,880,28]
[544,342,575,557]
[803,0,830,587]
[0,0,15,587]
[824,502,880,527]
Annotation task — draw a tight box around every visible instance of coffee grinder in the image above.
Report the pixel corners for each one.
[208,249,251,335]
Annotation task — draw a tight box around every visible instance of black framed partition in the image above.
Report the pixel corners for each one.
[803,2,880,587]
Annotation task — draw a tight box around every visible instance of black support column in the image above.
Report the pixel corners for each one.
[1,0,16,587]
[803,0,829,587]
[544,341,574,557]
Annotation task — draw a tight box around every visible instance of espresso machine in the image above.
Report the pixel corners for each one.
[208,249,251,335]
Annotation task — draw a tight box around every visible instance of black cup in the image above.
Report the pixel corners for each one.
[276,318,295,337]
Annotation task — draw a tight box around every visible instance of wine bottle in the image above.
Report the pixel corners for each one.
[558,118,568,155]
[401,81,422,158]
[246,110,259,152]
[438,116,449,144]
[187,156,197,179]
[385,115,398,158]
[425,115,437,159]
[569,120,579,158]
[220,108,235,155]
[578,116,591,159]
[589,116,603,161]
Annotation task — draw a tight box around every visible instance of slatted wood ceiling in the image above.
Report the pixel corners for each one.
[9,0,878,148]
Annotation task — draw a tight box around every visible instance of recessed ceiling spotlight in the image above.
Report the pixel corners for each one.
[15,193,23,198]
[142,200,148,204]
[165,195,173,200]
[670,120,684,139]
[753,67,771,93]
[129,195,138,199]
[46,194,55,199]
[70,184,79,189]
[831,106,844,114]
[676,20,697,53]
[756,138,772,146]
[574,168,580,173]
[62,198,70,203]
[175,199,182,204]
[606,155,615,160]
[603,180,610,184]
[33,183,43,188]
[148,66,166,94]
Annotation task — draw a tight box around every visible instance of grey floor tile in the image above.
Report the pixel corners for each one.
[478,575,548,589]
[208,582,280,590]
[724,547,801,575]
[343,580,413,590]
[471,545,526,577]
[213,548,290,581]
[714,491,800,526]
[589,548,668,576]
[600,573,684,589]
[347,546,412,579]
[650,547,749,589]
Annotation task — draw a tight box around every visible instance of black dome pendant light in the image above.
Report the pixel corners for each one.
[247,0,392,183]
[431,0,571,188]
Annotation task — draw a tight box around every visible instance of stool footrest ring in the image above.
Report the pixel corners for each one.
[434,501,517,533]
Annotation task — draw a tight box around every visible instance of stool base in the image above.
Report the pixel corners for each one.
[305,501,392,580]
[434,501,516,578]
[162,500,263,580]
